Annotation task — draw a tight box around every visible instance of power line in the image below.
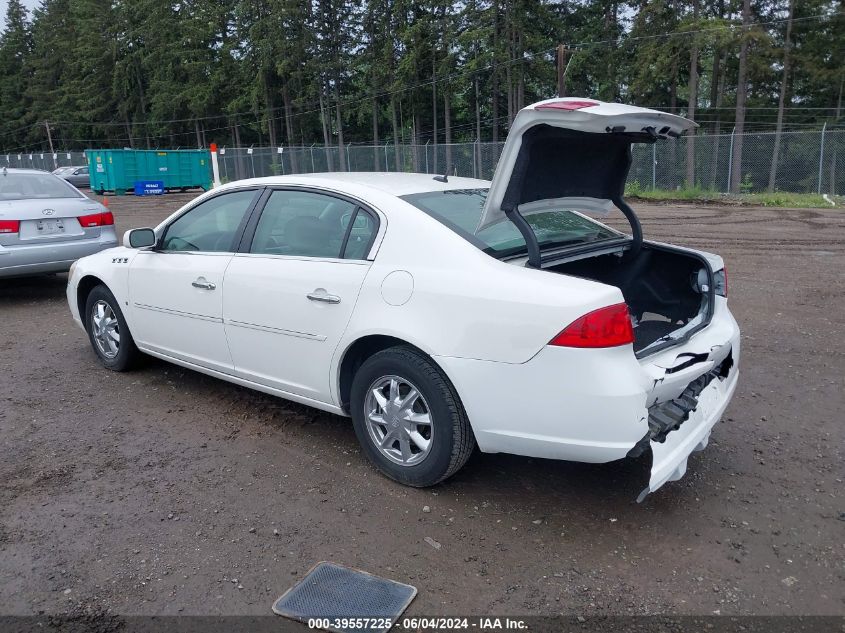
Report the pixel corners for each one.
[566,11,838,51]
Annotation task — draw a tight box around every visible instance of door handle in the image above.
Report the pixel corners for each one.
[307,290,341,304]
[192,278,216,290]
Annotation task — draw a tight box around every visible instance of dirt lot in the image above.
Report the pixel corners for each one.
[1,192,843,619]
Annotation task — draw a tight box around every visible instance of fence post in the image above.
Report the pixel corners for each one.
[346,145,351,172]
[817,122,827,195]
[652,143,657,190]
[425,140,430,173]
[310,145,315,173]
[473,138,480,179]
[727,127,735,193]
[384,144,389,172]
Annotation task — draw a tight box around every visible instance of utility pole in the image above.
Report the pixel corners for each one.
[556,44,568,98]
[45,121,56,169]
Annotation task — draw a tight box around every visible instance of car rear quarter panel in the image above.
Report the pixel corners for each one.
[331,195,624,401]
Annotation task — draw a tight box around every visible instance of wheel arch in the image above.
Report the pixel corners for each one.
[336,334,456,414]
[76,274,108,321]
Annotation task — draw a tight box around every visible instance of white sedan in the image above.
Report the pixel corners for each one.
[67,98,739,498]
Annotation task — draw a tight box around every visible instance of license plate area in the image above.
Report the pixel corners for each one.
[36,219,66,235]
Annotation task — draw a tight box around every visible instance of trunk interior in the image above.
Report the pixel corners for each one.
[549,244,712,355]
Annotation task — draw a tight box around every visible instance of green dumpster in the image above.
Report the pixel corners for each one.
[85,149,212,195]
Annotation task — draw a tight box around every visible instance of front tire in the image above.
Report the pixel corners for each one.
[84,285,141,371]
[350,346,475,487]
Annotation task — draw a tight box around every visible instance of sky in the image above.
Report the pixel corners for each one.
[1,0,39,30]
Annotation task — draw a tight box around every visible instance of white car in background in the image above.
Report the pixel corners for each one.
[66,98,739,499]
[1,168,116,278]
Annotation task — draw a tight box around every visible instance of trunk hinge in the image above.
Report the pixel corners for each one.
[505,206,542,268]
[611,195,643,258]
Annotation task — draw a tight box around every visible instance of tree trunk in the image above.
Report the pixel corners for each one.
[475,76,482,178]
[411,109,420,172]
[669,53,678,188]
[283,86,298,173]
[391,96,401,171]
[264,81,277,149]
[232,122,245,180]
[194,120,202,148]
[505,4,513,127]
[334,85,346,171]
[709,50,721,109]
[444,84,452,175]
[372,97,380,170]
[432,53,438,174]
[517,28,524,112]
[767,0,794,192]
[830,73,843,195]
[124,120,134,148]
[709,50,728,189]
[491,0,499,143]
[730,0,752,193]
[319,89,334,171]
[684,0,700,187]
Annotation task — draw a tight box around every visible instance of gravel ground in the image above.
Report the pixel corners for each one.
[0,192,842,620]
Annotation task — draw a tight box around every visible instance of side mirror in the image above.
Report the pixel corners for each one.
[124,228,156,249]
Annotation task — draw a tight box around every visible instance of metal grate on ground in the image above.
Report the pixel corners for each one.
[272,562,417,633]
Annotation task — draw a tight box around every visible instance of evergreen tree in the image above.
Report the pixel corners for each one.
[0,0,31,150]
[0,0,840,157]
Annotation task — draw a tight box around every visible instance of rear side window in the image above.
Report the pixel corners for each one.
[402,188,620,258]
[250,190,375,259]
[161,189,257,252]
[340,210,377,260]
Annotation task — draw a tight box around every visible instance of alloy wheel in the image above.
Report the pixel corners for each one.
[91,300,120,359]
[364,375,434,466]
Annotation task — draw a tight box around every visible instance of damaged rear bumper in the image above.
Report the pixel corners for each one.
[434,298,740,498]
[633,351,739,501]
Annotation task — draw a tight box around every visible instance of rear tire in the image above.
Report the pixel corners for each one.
[350,346,475,487]
[84,285,141,371]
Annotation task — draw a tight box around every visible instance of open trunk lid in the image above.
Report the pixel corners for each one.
[478,98,696,232]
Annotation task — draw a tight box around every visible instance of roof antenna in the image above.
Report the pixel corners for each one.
[432,173,448,183]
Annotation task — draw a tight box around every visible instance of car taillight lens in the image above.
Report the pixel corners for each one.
[549,303,635,348]
[0,220,20,234]
[78,211,114,228]
[714,267,727,298]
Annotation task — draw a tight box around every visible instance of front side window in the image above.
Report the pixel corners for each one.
[250,190,370,259]
[402,188,621,258]
[161,189,257,252]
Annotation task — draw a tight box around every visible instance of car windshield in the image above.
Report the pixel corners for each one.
[402,188,621,258]
[0,171,83,200]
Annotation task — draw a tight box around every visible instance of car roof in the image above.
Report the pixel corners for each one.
[220,172,491,197]
[2,167,53,175]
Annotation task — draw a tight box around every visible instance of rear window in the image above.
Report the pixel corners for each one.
[402,188,621,258]
[0,171,83,200]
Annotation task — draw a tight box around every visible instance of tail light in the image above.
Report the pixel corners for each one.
[714,267,727,298]
[549,303,634,348]
[78,211,114,228]
[0,220,20,234]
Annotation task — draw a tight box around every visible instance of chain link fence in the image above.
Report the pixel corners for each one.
[1,150,88,173]
[3,128,842,194]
